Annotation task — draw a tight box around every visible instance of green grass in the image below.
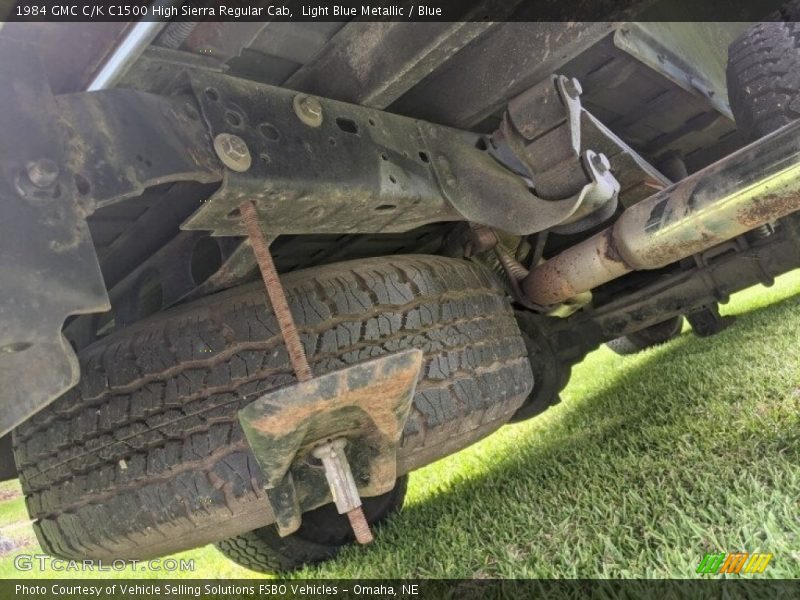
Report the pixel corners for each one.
[2,273,800,579]
[0,487,25,530]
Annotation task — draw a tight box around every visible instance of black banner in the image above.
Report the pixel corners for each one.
[3,579,800,600]
[1,0,797,23]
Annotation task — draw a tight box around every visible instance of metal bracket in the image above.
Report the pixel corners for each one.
[182,71,464,237]
[55,89,222,209]
[613,23,741,120]
[491,75,621,232]
[499,75,592,198]
[238,349,423,536]
[180,70,620,237]
[686,304,735,337]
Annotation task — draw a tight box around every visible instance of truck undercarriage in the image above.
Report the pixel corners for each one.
[2,12,800,571]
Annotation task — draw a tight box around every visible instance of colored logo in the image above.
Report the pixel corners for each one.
[696,552,773,574]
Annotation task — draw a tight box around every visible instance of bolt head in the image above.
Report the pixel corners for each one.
[293,94,324,127]
[213,133,252,172]
[26,159,59,188]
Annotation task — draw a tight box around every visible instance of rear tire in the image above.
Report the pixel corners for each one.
[727,20,800,140]
[13,255,532,561]
[216,476,407,573]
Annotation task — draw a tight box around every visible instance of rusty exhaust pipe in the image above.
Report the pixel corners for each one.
[523,119,800,306]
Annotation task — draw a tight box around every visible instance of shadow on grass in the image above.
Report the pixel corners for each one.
[302,289,800,578]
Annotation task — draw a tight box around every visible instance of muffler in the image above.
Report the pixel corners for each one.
[523,119,800,306]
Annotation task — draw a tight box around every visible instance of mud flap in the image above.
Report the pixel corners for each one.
[0,39,109,436]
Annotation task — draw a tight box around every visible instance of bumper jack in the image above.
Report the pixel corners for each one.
[237,200,422,543]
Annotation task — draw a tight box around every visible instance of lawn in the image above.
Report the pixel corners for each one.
[1,271,799,579]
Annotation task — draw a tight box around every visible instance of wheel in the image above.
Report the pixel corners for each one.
[13,255,532,561]
[509,311,570,423]
[726,14,800,228]
[727,17,800,140]
[216,476,407,573]
[606,316,683,356]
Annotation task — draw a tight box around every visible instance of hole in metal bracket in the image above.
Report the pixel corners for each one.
[0,342,32,354]
[74,173,91,196]
[225,111,243,128]
[336,117,359,134]
[258,123,280,141]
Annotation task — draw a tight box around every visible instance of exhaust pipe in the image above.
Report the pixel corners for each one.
[523,119,800,306]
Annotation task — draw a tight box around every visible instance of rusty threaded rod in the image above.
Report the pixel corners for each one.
[240,200,372,544]
[239,200,313,382]
[347,508,375,545]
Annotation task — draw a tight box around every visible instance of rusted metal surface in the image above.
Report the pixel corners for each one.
[182,69,621,237]
[523,119,800,306]
[313,440,374,545]
[182,70,463,237]
[238,348,423,537]
[347,509,374,545]
[516,215,800,417]
[240,200,312,382]
[55,89,221,209]
[464,223,499,257]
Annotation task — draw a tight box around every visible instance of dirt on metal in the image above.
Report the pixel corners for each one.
[737,192,800,230]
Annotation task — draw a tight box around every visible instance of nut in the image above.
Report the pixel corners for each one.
[213,133,251,172]
[26,159,59,188]
[293,94,323,127]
